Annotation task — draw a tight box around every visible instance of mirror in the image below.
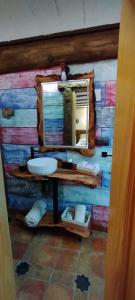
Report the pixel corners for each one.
[35,71,95,156]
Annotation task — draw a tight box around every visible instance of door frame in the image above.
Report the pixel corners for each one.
[0,150,16,299]
[1,0,135,299]
[105,0,135,299]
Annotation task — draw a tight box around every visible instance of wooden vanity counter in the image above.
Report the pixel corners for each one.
[10,168,100,238]
[10,168,100,187]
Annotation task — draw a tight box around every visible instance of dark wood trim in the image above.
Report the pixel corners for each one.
[0,23,120,46]
[0,23,119,74]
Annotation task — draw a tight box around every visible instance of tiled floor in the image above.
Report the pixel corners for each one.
[9,218,107,300]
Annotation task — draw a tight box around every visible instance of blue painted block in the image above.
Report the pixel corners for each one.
[44,119,64,132]
[44,105,64,119]
[2,144,32,163]
[94,81,105,107]
[43,93,63,105]
[96,107,115,128]
[59,184,110,207]
[102,171,112,189]
[0,109,37,127]
[102,128,114,146]
[7,194,47,210]
[6,178,43,197]
[0,88,37,108]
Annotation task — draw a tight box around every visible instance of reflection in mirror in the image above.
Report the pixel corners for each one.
[35,70,95,156]
[41,80,89,148]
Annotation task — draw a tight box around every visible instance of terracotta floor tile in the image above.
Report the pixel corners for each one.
[60,235,81,251]
[90,237,107,253]
[90,254,105,279]
[10,219,105,300]
[27,263,53,281]
[77,252,91,276]
[42,234,63,248]
[50,270,75,289]
[43,283,73,300]
[55,248,80,272]
[74,290,89,300]
[11,240,29,260]
[17,278,47,300]
[25,243,59,268]
[10,224,34,243]
[81,232,107,253]
[88,281,104,300]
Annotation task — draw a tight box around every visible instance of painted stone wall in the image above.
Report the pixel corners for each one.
[0,60,117,230]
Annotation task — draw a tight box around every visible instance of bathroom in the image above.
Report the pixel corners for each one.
[0,59,115,298]
[1,0,134,299]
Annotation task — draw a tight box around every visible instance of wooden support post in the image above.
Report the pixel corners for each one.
[105,0,135,299]
[0,151,16,300]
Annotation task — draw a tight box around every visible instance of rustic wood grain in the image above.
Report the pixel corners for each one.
[14,211,91,238]
[36,70,95,156]
[10,168,100,188]
[0,128,38,144]
[0,24,119,74]
[0,88,37,109]
[105,1,135,299]
[0,67,61,89]
[0,109,37,127]
[0,151,16,300]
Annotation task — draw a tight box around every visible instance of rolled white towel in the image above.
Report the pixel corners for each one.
[24,200,47,227]
[74,204,86,223]
[66,211,74,221]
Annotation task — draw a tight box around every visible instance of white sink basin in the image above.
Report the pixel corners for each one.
[27,157,57,175]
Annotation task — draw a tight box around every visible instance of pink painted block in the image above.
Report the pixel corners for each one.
[1,128,38,144]
[0,67,61,89]
[93,205,109,224]
[4,164,18,177]
[96,128,102,138]
[105,81,116,106]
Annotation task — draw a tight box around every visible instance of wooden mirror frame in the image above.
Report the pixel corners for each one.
[35,70,95,156]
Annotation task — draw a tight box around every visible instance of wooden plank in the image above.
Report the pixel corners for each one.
[7,194,45,210]
[105,81,116,107]
[2,144,32,164]
[0,109,37,127]
[0,88,37,109]
[2,144,67,164]
[0,67,61,88]
[10,168,101,188]
[0,151,16,300]
[0,128,38,144]
[0,24,119,74]
[60,184,110,207]
[14,211,91,238]
[6,178,43,197]
[45,132,63,145]
[96,107,115,128]
[105,0,135,299]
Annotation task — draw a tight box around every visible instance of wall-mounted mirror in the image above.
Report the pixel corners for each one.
[35,71,95,156]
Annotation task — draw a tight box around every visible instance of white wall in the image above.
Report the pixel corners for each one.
[0,0,121,42]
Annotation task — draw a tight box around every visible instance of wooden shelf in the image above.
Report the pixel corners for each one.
[10,167,98,238]
[10,168,100,187]
[15,211,91,238]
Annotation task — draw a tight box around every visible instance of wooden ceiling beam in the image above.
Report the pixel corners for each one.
[0,23,119,74]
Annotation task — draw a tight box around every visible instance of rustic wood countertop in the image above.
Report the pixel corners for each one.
[10,168,100,188]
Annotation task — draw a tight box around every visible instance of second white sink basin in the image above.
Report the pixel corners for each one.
[27,157,57,175]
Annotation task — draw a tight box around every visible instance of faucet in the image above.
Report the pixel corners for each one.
[30,147,40,159]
